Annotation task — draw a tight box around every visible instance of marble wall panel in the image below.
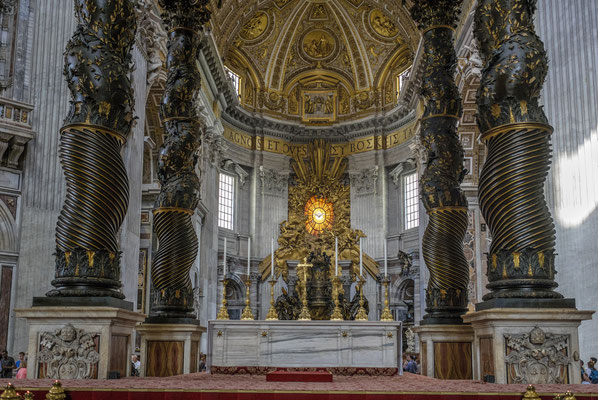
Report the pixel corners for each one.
[433,342,472,380]
[536,0,598,359]
[146,341,184,377]
[479,336,495,381]
[0,265,12,349]
[109,335,129,378]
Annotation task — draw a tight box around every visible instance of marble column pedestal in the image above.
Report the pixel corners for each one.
[462,308,594,384]
[413,324,474,380]
[15,306,145,379]
[137,322,206,377]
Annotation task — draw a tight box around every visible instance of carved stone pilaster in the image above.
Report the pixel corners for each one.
[222,159,249,187]
[50,0,137,298]
[389,161,415,187]
[201,126,226,168]
[475,0,560,300]
[259,165,288,196]
[351,166,379,195]
[135,0,166,86]
[150,0,211,319]
[409,0,469,324]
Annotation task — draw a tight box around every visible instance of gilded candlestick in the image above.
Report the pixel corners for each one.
[266,278,278,320]
[381,278,393,321]
[216,278,229,320]
[298,261,311,321]
[330,275,343,321]
[355,277,368,321]
[241,278,254,320]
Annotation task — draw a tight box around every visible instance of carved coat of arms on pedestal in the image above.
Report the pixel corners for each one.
[505,326,570,384]
[38,324,100,379]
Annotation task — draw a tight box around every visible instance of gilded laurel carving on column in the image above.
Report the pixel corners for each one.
[475,0,560,299]
[150,0,210,318]
[50,0,137,298]
[409,0,469,323]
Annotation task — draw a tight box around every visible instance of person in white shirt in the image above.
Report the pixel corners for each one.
[131,354,141,377]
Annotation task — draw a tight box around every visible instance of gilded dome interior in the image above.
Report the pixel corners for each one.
[209,0,417,125]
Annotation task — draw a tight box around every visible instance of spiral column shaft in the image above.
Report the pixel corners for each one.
[150,0,211,319]
[475,0,560,300]
[409,0,469,324]
[50,0,137,298]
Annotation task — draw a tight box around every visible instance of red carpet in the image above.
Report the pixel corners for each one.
[3,374,598,400]
[266,370,333,382]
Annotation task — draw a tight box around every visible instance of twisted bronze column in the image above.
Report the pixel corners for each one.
[150,0,210,319]
[409,0,469,324]
[50,0,137,298]
[475,0,560,301]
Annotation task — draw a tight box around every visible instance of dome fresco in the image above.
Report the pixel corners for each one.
[210,0,416,125]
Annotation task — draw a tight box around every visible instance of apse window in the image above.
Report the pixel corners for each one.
[403,172,419,230]
[224,67,241,98]
[396,67,411,99]
[218,173,235,230]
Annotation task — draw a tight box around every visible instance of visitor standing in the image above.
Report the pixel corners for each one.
[582,360,591,384]
[404,355,417,373]
[131,354,140,377]
[586,357,598,383]
[15,361,26,379]
[0,350,15,378]
[15,352,25,371]
[199,353,207,372]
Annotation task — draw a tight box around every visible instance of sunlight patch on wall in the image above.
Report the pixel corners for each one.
[555,127,598,228]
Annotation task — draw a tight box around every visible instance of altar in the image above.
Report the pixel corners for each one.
[207,320,402,374]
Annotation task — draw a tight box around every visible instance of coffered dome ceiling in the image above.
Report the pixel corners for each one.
[209,0,418,125]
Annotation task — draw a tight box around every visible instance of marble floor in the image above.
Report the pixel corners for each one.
[3,372,598,399]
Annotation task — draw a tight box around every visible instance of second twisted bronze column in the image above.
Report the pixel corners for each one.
[409,0,469,324]
[475,0,562,302]
[150,0,210,319]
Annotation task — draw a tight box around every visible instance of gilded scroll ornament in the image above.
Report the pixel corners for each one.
[409,0,469,324]
[50,0,137,298]
[475,0,560,299]
[150,0,211,318]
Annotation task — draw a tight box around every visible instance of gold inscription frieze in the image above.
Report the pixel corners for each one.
[222,120,416,157]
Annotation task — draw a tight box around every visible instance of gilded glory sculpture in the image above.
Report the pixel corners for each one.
[50,0,137,298]
[150,0,211,318]
[409,0,469,323]
[262,140,379,281]
[475,0,561,300]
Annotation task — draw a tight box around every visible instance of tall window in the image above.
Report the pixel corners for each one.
[218,173,235,230]
[403,172,419,230]
[224,67,241,98]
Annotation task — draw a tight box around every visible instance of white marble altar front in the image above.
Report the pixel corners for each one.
[207,320,402,372]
